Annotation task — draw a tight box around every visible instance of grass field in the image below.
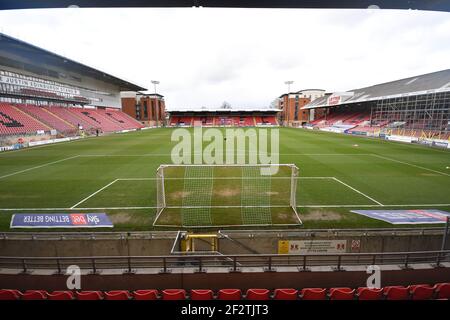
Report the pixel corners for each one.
[0,127,449,231]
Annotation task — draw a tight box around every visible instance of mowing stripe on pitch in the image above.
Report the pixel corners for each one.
[371,154,450,177]
[1,203,450,211]
[0,155,80,180]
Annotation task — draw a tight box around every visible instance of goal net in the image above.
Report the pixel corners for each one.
[154,164,301,227]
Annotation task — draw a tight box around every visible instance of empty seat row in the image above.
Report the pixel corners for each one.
[0,103,50,135]
[170,116,268,127]
[15,104,76,132]
[0,103,143,136]
[1,283,449,300]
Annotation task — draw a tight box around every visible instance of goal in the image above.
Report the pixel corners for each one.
[154,164,301,227]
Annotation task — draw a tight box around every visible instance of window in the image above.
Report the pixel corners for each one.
[143,100,148,119]
[294,101,299,121]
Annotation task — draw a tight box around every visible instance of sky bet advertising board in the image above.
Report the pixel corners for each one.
[10,213,113,228]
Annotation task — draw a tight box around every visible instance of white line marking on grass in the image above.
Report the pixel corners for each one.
[116,176,334,181]
[0,137,89,156]
[282,153,373,156]
[1,203,450,211]
[332,177,384,206]
[78,153,373,157]
[371,154,450,177]
[0,155,80,180]
[0,208,78,211]
[301,204,450,208]
[76,206,157,210]
[70,179,119,209]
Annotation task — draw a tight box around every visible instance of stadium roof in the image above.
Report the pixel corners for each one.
[168,107,281,113]
[0,32,146,91]
[302,69,450,110]
[278,89,326,98]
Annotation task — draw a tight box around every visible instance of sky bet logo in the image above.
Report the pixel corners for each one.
[70,214,88,225]
[69,214,101,225]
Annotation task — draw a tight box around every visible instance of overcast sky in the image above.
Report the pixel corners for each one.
[0,8,449,109]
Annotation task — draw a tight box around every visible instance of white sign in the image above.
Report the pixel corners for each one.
[0,73,80,95]
[385,135,418,143]
[287,240,347,254]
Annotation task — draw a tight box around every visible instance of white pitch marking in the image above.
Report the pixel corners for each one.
[301,203,450,208]
[0,155,80,180]
[332,177,384,206]
[371,154,450,177]
[70,179,119,209]
[78,153,372,157]
[116,176,334,181]
[282,153,373,156]
[0,137,89,156]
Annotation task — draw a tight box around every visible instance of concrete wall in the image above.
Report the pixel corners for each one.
[0,238,175,257]
[0,231,447,257]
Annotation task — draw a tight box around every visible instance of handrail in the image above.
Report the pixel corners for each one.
[1,249,448,259]
[0,250,448,273]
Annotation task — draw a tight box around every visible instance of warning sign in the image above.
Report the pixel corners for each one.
[278,240,347,254]
[351,239,361,252]
[278,240,290,254]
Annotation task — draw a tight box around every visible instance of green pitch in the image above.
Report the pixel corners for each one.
[0,127,449,231]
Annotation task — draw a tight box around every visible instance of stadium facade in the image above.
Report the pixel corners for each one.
[0,33,147,148]
[303,69,450,142]
[0,33,145,108]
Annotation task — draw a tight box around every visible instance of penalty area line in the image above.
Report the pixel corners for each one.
[70,179,119,209]
[332,177,384,206]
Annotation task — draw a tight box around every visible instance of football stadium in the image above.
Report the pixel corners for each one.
[0,5,449,308]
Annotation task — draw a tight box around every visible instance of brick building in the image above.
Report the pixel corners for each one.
[121,92,166,126]
[278,89,326,126]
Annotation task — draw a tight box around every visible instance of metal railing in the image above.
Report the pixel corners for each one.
[1,250,448,274]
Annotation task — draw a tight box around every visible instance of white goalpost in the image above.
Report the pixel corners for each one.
[154,164,301,227]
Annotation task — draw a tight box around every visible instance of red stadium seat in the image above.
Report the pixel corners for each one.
[76,291,104,300]
[104,290,132,300]
[356,287,383,300]
[409,285,434,300]
[384,286,410,300]
[47,291,75,300]
[434,283,450,299]
[273,288,298,300]
[162,289,186,300]
[133,290,159,300]
[190,289,214,300]
[22,290,48,300]
[0,289,21,300]
[300,288,327,300]
[217,289,242,300]
[329,288,355,300]
[245,289,270,300]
